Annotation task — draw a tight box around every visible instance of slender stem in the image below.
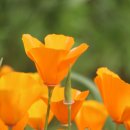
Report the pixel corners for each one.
[64,69,72,130]
[68,104,71,130]
[44,87,53,130]
[115,124,119,130]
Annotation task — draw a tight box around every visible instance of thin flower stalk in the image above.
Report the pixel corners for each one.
[44,87,54,130]
[64,69,72,130]
[68,104,71,130]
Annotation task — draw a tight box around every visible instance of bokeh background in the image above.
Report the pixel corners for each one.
[1,0,130,81]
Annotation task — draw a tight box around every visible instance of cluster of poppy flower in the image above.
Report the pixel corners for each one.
[0,34,129,130]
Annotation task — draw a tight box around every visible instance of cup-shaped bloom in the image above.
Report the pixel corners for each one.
[28,99,53,130]
[0,72,44,127]
[95,67,130,124]
[22,34,89,86]
[49,87,89,124]
[75,100,108,130]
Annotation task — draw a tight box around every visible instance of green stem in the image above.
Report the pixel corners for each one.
[64,70,72,103]
[64,69,72,130]
[44,87,53,130]
[68,104,71,130]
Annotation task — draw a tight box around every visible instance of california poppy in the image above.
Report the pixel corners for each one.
[95,67,130,127]
[49,86,89,124]
[75,100,108,130]
[0,72,44,128]
[22,34,89,86]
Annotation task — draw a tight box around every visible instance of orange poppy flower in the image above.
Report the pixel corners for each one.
[49,86,89,124]
[75,100,108,130]
[0,72,44,127]
[22,34,89,86]
[0,65,13,77]
[28,99,53,130]
[95,67,130,125]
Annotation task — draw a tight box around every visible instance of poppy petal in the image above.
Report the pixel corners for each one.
[62,43,89,66]
[29,47,68,85]
[124,121,130,130]
[103,74,130,122]
[0,72,43,125]
[121,107,130,122]
[45,34,74,50]
[22,34,44,59]
[12,114,28,130]
[28,99,53,130]
[57,43,88,83]
[50,88,89,124]
[0,119,8,130]
[75,100,108,130]
[95,71,130,122]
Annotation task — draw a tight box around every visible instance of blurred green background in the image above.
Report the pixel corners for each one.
[0,0,129,129]
[1,0,130,81]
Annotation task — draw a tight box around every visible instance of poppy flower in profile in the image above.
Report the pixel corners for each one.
[75,100,108,130]
[28,99,53,130]
[22,34,89,86]
[0,72,44,128]
[95,67,130,127]
[49,86,89,124]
